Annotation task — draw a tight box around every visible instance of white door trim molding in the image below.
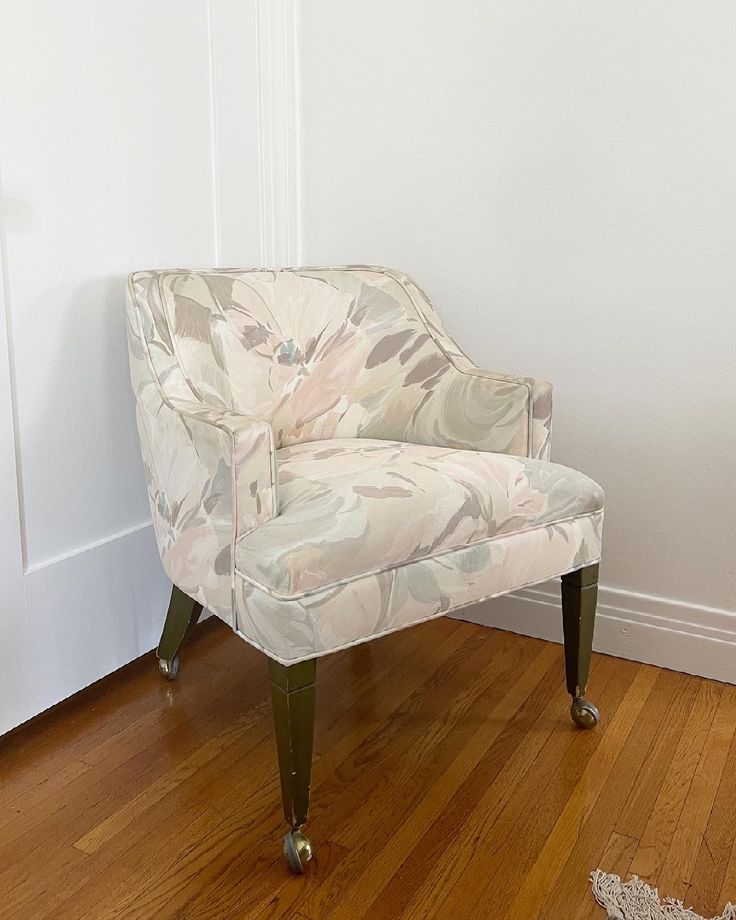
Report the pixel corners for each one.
[454,582,736,684]
[23,520,154,576]
[206,0,223,265]
[255,0,303,267]
[0,161,34,732]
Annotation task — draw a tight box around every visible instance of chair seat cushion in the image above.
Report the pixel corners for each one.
[236,438,603,598]
[233,439,603,663]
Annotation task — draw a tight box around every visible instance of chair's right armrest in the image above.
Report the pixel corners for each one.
[127,275,278,623]
[133,391,277,624]
[166,398,278,538]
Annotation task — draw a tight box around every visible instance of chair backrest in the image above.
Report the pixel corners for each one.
[128,266,469,449]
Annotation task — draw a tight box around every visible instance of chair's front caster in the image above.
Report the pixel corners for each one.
[282,828,313,874]
[158,656,179,681]
[570,697,599,729]
[156,586,202,683]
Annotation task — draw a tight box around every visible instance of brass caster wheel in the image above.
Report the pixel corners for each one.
[570,697,599,729]
[282,829,313,874]
[158,656,179,681]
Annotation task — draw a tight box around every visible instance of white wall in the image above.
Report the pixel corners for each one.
[299,1,736,678]
[0,0,275,734]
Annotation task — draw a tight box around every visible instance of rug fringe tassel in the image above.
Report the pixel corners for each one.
[591,870,736,920]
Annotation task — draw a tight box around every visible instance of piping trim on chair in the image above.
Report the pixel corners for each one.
[235,555,603,666]
[235,509,605,602]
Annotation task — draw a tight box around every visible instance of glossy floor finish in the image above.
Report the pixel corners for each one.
[1,618,734,920]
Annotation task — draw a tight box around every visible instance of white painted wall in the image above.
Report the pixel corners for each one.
[299,1,736,677]
[0,0,265,734]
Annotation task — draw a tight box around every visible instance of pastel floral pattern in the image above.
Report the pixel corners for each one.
[237,439,603,597]
[126,266,603,662]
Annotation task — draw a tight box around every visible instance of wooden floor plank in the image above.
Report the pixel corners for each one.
[688,688,736,914]
[317,644,560,920]
[1,616,734,920]
[577,832,640,920]
[29,622,440,920]
[628,680,722,882]
[504,666,658,920]
[448,660,644,920]
[288,631,534,920]
[535,668,682,919]
[177,624,493,920]
[441,659,634,920]
[656,689,736,904]
[719,839,736,912]
[614,671,700,841]
[371,655,623,920]
[66,620,474,920]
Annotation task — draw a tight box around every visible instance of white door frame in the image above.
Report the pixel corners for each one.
[0,218,35,733]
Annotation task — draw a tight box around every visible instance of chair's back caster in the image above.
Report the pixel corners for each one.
[570,697,599,728]
[158,656,179,680]
[283,829,313,874]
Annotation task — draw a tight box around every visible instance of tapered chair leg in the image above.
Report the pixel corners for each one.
[269,658,317,873]
[156,585,203,680]
[561,563,600,728]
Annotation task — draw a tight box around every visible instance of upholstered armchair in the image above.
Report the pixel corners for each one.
[126,266,604,872]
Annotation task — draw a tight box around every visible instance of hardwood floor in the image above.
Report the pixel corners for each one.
[1,617,734,920]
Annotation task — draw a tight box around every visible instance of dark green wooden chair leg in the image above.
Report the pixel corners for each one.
[561,563,600,729]
[156,585,203,680]
[269,657,317,873]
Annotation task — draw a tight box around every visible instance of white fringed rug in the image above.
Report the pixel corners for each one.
[591,871,736,920]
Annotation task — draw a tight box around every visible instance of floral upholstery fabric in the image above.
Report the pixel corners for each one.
[237,439,603,596]
[148,267,552,457]
[126,266,603,663]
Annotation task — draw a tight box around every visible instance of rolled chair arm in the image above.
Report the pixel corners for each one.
[388,270,553,460]
[166,398,278,537]
[134,394,277,623]
[407,359,553,460]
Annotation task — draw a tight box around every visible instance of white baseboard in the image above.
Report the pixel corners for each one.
[452,582,736,685]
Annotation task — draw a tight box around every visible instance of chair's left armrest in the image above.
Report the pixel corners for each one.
[455,363,553,460]
[389,270,552,459]
[526,374,553,460]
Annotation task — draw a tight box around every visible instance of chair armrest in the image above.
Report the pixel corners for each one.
[166,398,278,537]
[133,393,277,621]
[388,270,553,459]
[401,354,552,461]
[429,360,552,460]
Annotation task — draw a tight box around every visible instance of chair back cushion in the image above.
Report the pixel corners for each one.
[131,266,486,449]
